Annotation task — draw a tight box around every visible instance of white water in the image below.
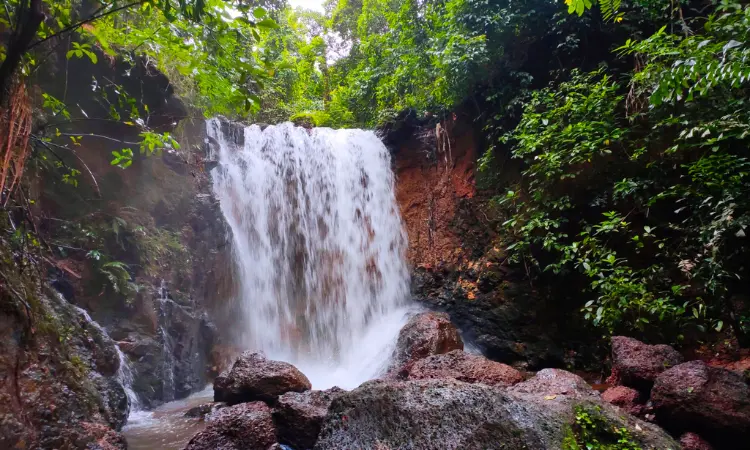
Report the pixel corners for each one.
[70,301,140,409]
[208,120,414,389]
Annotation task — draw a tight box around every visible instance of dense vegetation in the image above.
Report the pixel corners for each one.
[2,0,749,346]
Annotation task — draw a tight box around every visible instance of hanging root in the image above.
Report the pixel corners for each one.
[0,83,32,206]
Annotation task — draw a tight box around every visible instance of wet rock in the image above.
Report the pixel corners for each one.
[388,311,463,376]
[314,379,677,450]
[651,360,750,447]
[184,402,227,419]
[510,368,598,399]
[601,386,644,416]
[609,336,683,390]
[410,267,567,370]
[405,349,523,386]
[214,352,311,405]
[273,387,346,450]
[679,432,715,450]
[184,402,276,450]
[78,422,128,450]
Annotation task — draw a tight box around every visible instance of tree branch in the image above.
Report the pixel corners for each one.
[0,0,45,106]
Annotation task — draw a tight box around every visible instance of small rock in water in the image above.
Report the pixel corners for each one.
[184,402,226,419]
[213,352,311,405]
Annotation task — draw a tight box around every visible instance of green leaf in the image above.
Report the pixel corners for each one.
[256,18,279,29]
[253,7,267,19]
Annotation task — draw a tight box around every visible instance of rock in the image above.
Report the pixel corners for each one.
[388,311,463,375]
[78,422,128,450]
[273,387,346,450]
[609,336,683,390]
[184,402,227,419]
[405,350,523,386]
[679,432,715,450]
[314,379,678,450]
[214,352,311,405]
[651,360,750,447]
[183,402,276,450]
[601,386,644,416]
[510,368,598,399]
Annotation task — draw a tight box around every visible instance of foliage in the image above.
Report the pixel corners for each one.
[496,2,750,343]
[563,405,641,450]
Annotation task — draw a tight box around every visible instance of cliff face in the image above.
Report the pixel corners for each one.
[0,45,237,448]
[386,115,581,370]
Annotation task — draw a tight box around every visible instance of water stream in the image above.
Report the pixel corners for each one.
[123,122,414,448]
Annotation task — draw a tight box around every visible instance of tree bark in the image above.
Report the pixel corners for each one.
[0,0,45,107]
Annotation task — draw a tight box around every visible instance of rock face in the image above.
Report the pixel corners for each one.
[273,387,346,450]
[601,386,644,416]
[651,360,750,447]
[609,336,684,390]
[314,377,678,450]
[405,349,523,386]
[511,368,598,399]
[214,352,311,405]
[0,283,128,449]
[184,402,276,450]
[388,311,463,375]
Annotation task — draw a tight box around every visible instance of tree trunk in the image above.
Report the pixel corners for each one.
[0,0,44,107]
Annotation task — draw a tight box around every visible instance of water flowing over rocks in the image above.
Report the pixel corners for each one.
[314,378,678,450]
[609,335,684,391]
[208,120,412,389]
[651,360,750,448]
[404,349,524,386]
[214,352,312,405]
[183,402,277,450]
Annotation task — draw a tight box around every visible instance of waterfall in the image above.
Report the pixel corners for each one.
[208,120,415,388]
[71,301,139,410]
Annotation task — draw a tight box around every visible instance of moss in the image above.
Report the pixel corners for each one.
[562,405,642,450]
[291,111,331,128]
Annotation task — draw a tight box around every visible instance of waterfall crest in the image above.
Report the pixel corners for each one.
[208,120,415,388]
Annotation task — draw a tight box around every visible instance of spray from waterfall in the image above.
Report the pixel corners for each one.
[208,120,416,388]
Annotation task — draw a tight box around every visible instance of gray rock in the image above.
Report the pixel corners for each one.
[315,378,678,450]
[183,402,276,450]
[274,387,346,450]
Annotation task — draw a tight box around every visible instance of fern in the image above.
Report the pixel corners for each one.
[599,0,622,21]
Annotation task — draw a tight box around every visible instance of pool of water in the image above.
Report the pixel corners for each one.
[122,386,213,450]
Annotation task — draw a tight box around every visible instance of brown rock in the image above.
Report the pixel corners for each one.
[651,360,750,447]
[601,386,644,416]
[214,352,311,405]
[389,311,463,376]
[273,387,346,450]
[79,422,127,450]
[183,402,276,450]
[679,432,714,450]
[405,350,523,386]
[510,368,597,398]
[609,336,683,390]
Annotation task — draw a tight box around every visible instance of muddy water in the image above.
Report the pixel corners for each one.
[122,386,213,450]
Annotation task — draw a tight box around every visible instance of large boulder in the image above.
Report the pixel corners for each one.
[388,311,463,375]
[214,352,311,405]
[609,336,683,390]
[405,350,523,386]
[273,387,346,450]
[510,368,598,399]
[183,402,276,450]
[651,360,750,447]
[315,378,677,450]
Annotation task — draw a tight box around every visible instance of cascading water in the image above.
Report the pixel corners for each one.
[208,119,416,388]
[70,300,139,409]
